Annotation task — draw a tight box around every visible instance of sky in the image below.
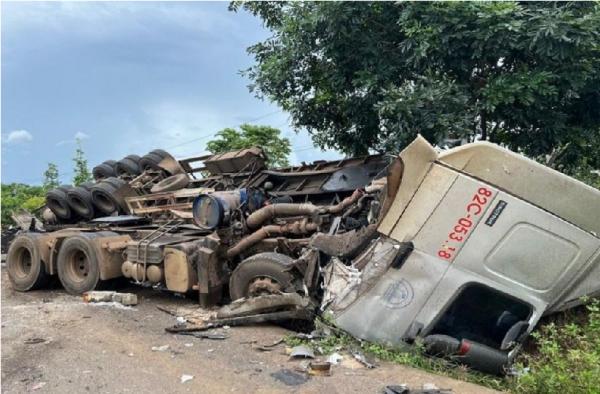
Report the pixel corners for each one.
[0,1,342,185]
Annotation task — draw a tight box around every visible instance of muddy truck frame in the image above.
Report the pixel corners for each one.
[6,136,600,375]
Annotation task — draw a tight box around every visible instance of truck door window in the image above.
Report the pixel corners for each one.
[429,284,531,349]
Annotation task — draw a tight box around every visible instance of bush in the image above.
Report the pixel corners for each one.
[510,298,600,394]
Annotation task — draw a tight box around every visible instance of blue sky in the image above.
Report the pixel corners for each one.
[1,2,341,185]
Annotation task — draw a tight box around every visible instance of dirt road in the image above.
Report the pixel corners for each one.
[1,269,501,394]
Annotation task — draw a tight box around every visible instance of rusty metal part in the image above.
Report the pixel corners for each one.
[307,362,332,376]
[326,188,364,214]
[157,155,186,176]
[217,293,308,319]
[248,277,283,297]
[203,146,266,175]
[165,310,309,333]
[164,247,199,293]
[125,187,214,216]
[309,224,378,258]
[246,203,320,229]
[226,221,319,258]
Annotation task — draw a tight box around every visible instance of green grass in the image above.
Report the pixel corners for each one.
[286,315,509,391]
[286,299,600,393]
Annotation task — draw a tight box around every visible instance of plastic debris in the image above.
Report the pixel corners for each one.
[184,343,194,347]
[151,345,170,352]
[327,353,344,364]
[271,369,308,386]
[31,382,46,391]
[308,361,332,376]
[423,383,438,390]
[180,375,193,383]
[288,344,315,360]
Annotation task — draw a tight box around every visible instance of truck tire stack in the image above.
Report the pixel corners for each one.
[45,149,184,225]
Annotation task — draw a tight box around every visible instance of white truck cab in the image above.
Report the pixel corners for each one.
[326,136,600,374]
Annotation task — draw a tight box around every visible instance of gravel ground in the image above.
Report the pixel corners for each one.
[1,269,502,394]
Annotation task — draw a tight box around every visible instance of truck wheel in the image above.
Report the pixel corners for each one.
[229,252,296,301]
[102,177,126,189]
[114,155,141,176]
[67,186,96,219]
[150,173,190,193]
[57,233,113,295]
[91,182,120,215]
[78,181,96,192]
[6,233,52,291]
[150,149,171,159]
[46,187,73,220]
[93,163,116,181]
[139,153,165,172]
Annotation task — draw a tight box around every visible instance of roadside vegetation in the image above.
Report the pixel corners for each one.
[1,138,91,228]
[286,298,600,393]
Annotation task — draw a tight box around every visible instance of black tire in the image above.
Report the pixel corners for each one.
[229,252,296,301]
[78,181,96,192]
[102,177,126,189]
[56,184,72,193]
[150,173,190,193]
[67,186,96,219]
[93,163,116,181]
[56,232,117,295]
[90,182,120,215]
[114,156,141,176]
[103,160,117,167]
[46,188,73,220]
[6,233,53,291]
[150,149,171,159]
[139,153,165,172]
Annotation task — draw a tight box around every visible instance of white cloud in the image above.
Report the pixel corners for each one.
[5,130,33,143]
[74,131,90,140]
[56,131,91,146]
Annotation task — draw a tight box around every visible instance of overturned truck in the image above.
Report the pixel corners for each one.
[6,136,600,375]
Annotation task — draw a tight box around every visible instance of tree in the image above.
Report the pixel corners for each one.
[231,2,600,170]
[206,124,292,167]
[43,162,59,191]
[72,138,92,185]
[0,183,45,228]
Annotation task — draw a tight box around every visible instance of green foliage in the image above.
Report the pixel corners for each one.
[43,162,60,191]
[72,138,92,185]
[286,316,507,391]
[1,183,45,228]
[510,298,600,394]
[233,1,600,170]
[206,123,292,167]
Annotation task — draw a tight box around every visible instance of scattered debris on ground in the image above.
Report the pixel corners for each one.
[83,291,138,306]
[270,369,309,386]
[180,375,194,383]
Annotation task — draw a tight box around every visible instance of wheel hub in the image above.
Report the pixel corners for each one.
[14,248,33,278]
[67,250,89,282]
[248,276,282,297]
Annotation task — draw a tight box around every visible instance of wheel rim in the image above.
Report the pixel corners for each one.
[70,195,90,215]
[48,197,69,217]
[247,276,283,297]
[95,192,116,213]
[13,247,33,279]
[65,249,90,283]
